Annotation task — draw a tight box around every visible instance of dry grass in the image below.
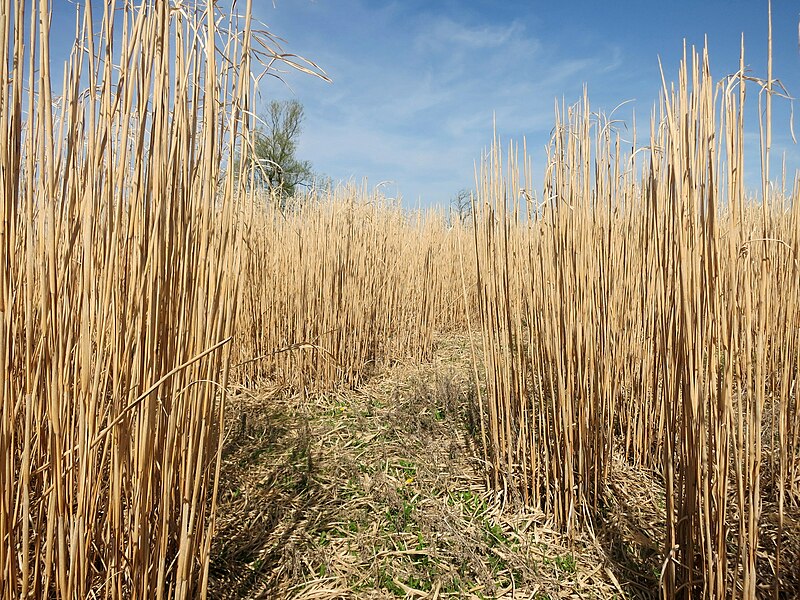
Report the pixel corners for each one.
[5,1,800,599]
[2,2,473,595]
[233,188,476,390]
[0,1,320,597]
[472,39,800,600]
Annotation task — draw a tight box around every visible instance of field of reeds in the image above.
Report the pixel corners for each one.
[235,188,473,390]
[473,43,800,598]
[2,0,799,598]
[1,1,258,597]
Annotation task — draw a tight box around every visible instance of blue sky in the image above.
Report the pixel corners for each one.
[254,0,800,207]
[44,1,799,208]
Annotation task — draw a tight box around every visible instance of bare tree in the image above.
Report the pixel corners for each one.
[450,188,473,225]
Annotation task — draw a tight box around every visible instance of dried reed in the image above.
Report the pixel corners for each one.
[2,1,262,596]
[233,185,476,390]
[473,36,799,600]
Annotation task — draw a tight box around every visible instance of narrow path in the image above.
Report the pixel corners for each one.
[208,334,623,599]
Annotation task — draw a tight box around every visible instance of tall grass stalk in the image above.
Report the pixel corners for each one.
[473,37,799,598]
[0,1,266,596]
[234,186,476,390]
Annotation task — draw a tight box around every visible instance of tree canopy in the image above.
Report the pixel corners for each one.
[246,99,314,200]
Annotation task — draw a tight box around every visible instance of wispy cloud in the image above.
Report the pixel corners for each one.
[255,0,799,206]
[415,18,529,52]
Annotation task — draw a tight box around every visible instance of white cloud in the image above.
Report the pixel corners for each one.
[416,17,529,52]
[256,2,640,206]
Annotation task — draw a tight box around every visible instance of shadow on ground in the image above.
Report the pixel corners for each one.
[207,335,647,599]
[596,456,665,600]
[208,387,330,599]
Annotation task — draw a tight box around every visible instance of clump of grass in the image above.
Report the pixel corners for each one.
[472,26,800,600]
[233,189,478,390]
[0,1,326,597]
